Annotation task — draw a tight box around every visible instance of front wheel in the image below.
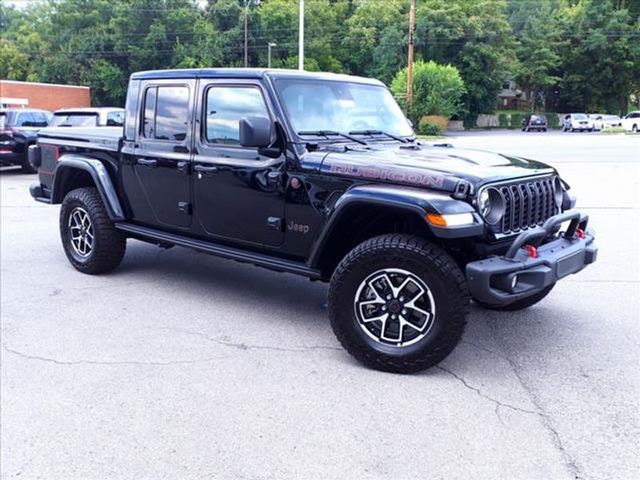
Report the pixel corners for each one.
[328,235,469,373]
[60,187,126,274]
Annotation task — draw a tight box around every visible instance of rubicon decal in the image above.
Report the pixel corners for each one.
[328,164,445,188]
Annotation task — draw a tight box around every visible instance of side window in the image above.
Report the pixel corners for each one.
[205,86,269,145]
[142,86,189,141]
[106,111,124,127]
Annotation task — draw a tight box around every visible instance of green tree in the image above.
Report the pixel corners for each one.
[513,1,563,110]
[415,0,517,124]
[555,0,638,113]
[390,60,466,122]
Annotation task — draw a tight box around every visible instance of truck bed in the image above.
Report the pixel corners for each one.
[37,126,123,152]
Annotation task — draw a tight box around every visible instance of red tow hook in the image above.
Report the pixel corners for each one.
[523,244,538,258]
[576,228,585,239]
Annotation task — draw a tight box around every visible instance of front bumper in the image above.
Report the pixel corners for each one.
[466,211,597,306]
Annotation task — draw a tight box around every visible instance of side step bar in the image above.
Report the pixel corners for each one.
[116,223,323,280]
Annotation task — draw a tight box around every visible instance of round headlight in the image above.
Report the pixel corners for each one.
[554,177,563,209]
[479,189,491,217]
[477,187,505,225]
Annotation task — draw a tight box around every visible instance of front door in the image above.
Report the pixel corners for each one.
[192,81,285,247]
[125,80,195,229]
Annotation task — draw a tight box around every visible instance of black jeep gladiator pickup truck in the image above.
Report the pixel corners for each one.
[29,68,597,373]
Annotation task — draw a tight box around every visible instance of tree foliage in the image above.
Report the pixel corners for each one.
[391,60,466,121]
[1,0,638,116]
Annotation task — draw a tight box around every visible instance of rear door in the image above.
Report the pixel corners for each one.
[125,80,195,229]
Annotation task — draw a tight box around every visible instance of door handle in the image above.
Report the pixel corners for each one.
[137,158,158,168]
[177,161,190,174]
[194,165,219,175]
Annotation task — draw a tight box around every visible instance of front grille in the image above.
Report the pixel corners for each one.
[497,176,559,234]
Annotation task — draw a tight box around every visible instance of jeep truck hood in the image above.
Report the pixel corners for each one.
[316,143,555,193]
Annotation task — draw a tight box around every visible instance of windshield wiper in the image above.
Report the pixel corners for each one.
[348,129,408,143]
[298,130,368,145]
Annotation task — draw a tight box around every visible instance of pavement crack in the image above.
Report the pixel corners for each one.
[435,365,537,422]
[156,327,342,353]
[471,323,587,480]
[2,344,222,367]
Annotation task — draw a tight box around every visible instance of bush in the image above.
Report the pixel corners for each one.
[510,113,524,129]
[498,113,509,128]
[417,120,443,136]
[420,115,448,130]
[390,60,466,123]
[546,113,560,128]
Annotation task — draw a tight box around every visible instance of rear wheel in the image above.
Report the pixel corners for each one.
[328,234,469,373]
[60,187,126,274]
[474,284,555,311]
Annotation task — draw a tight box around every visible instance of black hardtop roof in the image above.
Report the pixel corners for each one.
[130,68,384,86]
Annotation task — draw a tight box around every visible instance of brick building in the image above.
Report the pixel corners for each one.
[0,80,91,111]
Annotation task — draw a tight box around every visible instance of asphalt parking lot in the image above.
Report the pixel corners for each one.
[1,130,639,480]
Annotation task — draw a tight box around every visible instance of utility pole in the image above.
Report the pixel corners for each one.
[406,0,415,116]
[298,0,304,70]
[244,0,249,67]
[268,42,277,68]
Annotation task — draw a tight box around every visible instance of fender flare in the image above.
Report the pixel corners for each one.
[51,155,125,221]
[307,184,483,268]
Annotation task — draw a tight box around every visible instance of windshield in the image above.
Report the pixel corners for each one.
[274,79,414,138]
[51,113,98,127]
[0,113,6,129]
[573,114,587,120]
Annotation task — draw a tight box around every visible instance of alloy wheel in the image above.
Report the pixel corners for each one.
[353,268,436,347]
[68,206,94,257]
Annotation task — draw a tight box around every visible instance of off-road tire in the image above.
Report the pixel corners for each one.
[474,284,555,311]
[60,187,126,274]
[328,234,469,373]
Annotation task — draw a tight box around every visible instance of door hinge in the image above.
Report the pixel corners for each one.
[178,201,192,215]
[267,216,283,231]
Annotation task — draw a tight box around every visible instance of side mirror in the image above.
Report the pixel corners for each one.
[239,116,273,148]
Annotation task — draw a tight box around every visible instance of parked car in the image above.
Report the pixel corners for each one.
[521,114,547,132]
[562,113,593,132]
[28,68,597,373]
[620,111,640,133]
[50,107,125,127]
[589,114,622,131]
[0,108,51,173]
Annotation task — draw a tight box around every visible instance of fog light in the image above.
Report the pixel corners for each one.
[511,275,518,291]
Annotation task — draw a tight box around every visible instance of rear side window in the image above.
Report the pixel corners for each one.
[204,86,269,145]
[124,79,140,140]
[142,85,189,141]
[32,112,49,127]
[15,112,34,127]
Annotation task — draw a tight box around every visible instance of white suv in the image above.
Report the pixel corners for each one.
[562,113,593,132]
[620,111,640,133]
